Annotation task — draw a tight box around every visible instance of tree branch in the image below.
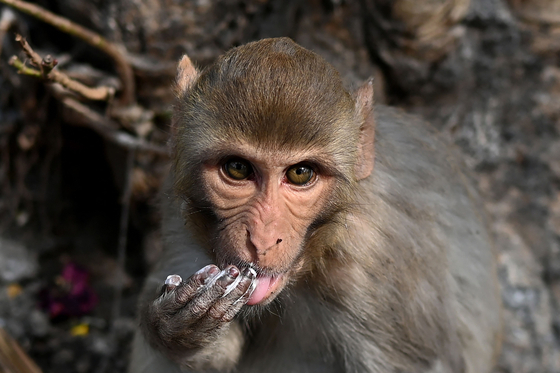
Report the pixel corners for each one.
[11,34,115,101]
[0,327,43,373]
[61,97,170,156]
[0,0,135,105]
[8,55,42,77]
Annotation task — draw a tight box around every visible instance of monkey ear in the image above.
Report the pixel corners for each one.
[172,55,199,134]
[174,54,199,97]
[354,78,376,180]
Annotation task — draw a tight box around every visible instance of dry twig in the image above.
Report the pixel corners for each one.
[0,0,135,105]
[8,35,168,155]
[9,35,116,101]
[61,97,170,156]
[8,55,40,77]
[0,328,43,373]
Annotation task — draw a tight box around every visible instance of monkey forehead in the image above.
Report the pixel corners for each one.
[175,111,358,173]
[175,38,360,167]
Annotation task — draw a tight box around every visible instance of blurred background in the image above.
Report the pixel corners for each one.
[0,0,559,372]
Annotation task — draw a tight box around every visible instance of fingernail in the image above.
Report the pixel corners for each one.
[196,264,220,277]
[165,274,182,286]
[227,266,240,278]
[206,266,220,277]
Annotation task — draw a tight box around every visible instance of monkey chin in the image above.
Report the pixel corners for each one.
[246,273,286,306]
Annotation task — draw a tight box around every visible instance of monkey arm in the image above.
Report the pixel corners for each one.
[138,265,251,369]
[131,314,244,372]
[134,253,250,371]
[129,329,183,373]
[131,185,250,372]
[181,322,245,371]
[132,304,245,372]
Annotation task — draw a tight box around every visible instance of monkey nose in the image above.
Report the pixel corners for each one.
[246,229,282,257]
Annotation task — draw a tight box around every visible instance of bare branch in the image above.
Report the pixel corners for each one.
[0,0,135,105]
[61,97,170,156]
[8,55,42,77]
[0,327,43,373]
[12,35,115,101]
[40,54,57,75]
[14,34,41,66]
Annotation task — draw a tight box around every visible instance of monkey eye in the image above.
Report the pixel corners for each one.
[286,165,315,186]
[224,158,253,180]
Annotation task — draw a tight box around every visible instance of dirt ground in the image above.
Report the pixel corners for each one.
[0,0,559,372]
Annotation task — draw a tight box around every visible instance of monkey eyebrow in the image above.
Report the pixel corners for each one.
[197,146,248,163]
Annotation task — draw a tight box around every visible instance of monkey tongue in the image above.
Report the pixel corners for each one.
[247,275,278,305]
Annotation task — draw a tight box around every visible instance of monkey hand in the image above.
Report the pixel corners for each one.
[141,265,256,365]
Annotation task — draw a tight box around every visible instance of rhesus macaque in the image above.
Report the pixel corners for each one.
[129,38,502,373]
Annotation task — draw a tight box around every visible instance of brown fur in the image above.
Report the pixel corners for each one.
[129,38,501,373]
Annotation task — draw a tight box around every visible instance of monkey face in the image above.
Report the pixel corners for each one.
[171,38,374,307]
[199,143,337,305]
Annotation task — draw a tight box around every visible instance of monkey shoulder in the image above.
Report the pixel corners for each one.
[368,105,496,282]
[368,104,485,227]
[364,105,501,373]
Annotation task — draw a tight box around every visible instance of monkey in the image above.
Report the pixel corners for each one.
[128,37,502,373]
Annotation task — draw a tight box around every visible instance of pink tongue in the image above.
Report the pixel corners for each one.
[247,276,272,305]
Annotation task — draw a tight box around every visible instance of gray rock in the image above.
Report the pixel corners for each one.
[0,238,38,283]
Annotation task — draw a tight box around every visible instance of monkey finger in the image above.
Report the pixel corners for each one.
[207,268,256,321]
[171,264,221,303]
[157,265,221,313]
[183,266,241,320]
[161,274,183,294]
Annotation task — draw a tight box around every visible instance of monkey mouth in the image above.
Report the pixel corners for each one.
[246,273,285,305]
